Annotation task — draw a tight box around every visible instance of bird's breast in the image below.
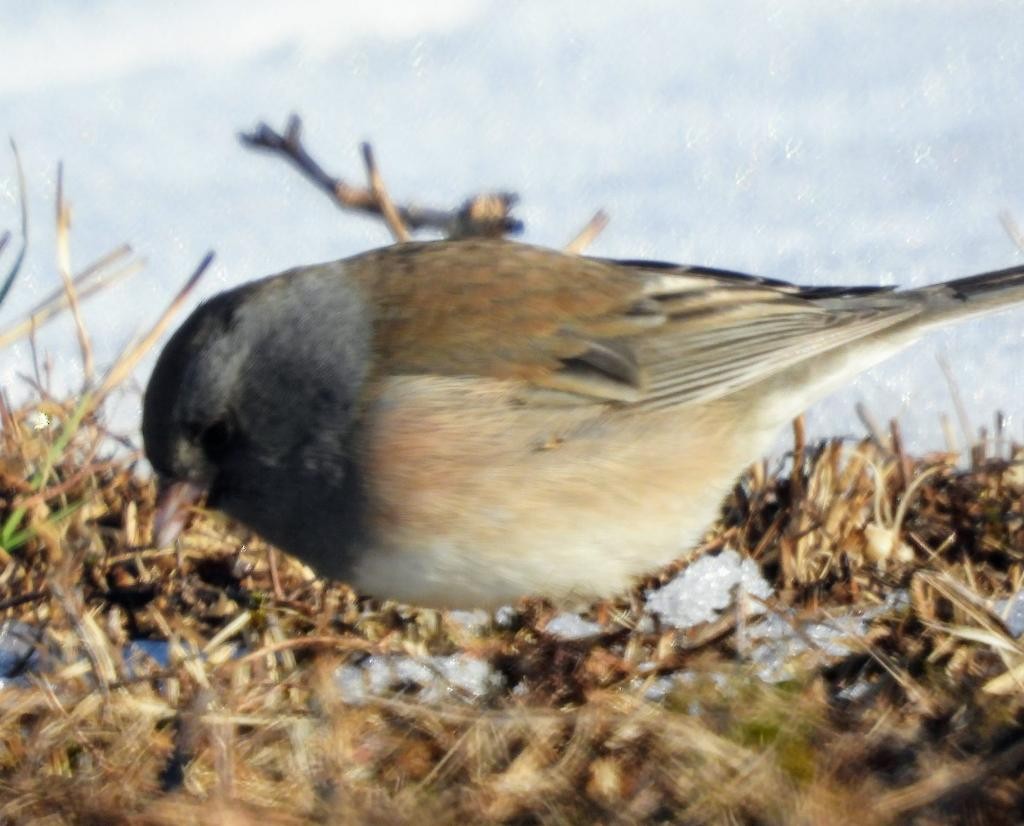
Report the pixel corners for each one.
[346,375,758,608]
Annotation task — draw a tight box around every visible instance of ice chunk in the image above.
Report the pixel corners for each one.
[646,549,773,629]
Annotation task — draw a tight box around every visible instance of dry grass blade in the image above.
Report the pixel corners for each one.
[25,243,135,315]
[938,352,973,461]
[0,248,142,350]
[0,139,29,307]
[564,209,609,254]
[855,401,890,450]
[983,659,1024,695]
[876,738,1024,819]
[55,163,95,383]
[1000,209,1024,256]
[95,251,214,401]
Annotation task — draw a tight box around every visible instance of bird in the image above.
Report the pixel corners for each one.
[142,238,1024,608]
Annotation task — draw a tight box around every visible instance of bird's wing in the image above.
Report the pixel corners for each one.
[344,239,920,408]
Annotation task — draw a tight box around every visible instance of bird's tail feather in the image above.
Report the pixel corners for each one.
[909,262,1024,327]
[741,260,1024,427]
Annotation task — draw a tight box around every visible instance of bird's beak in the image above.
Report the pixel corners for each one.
[153,480,205,547]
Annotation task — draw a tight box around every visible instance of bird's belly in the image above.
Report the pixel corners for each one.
[350,496,723,609]
[349,376,757,608]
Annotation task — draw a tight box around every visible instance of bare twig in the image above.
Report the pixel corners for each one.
[239,114,523,239]
[448,191,522,239]
[359,142,410,243]
[55,164,94,383]
[565,209,609,254]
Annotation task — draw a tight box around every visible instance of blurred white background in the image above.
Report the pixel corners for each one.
[2,0,1023,453]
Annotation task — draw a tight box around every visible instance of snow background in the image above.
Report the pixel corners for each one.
[2,0,1024,453]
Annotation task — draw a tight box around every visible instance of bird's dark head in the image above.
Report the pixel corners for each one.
[142,262,373,551]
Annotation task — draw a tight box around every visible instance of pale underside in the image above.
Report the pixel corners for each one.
[349,375,758,607]
[347,354,903,607]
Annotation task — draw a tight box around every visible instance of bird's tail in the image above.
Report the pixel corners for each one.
[741,260,1024,428]
[907,262,1024,328]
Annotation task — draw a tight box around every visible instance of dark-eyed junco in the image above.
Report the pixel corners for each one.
[143,238,1024,607]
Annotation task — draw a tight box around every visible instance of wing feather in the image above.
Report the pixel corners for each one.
[342,239,922,409]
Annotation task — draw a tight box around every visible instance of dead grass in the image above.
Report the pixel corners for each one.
[6,389,1024,825]
[2,181,1024,825]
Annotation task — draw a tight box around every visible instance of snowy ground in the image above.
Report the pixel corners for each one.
[3,1,1024,452]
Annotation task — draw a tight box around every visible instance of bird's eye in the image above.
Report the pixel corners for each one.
[198,418,234,462]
